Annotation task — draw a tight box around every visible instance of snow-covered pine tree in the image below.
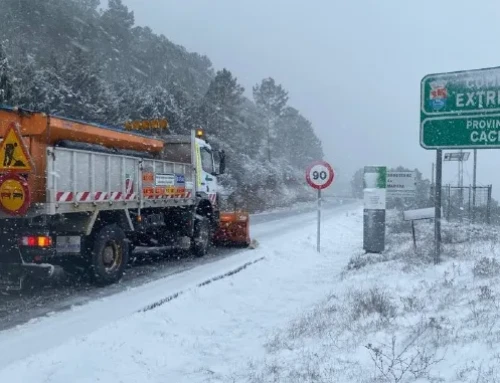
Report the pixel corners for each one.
[252,77,289,162]
[58,47,119,123]
[0,43,13,105]
[203,69,244,137]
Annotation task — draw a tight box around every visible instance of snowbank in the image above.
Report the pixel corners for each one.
[244,210,500,382]
[0,205,362,382]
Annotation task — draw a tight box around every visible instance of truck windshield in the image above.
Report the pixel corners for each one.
[200,148,214,173]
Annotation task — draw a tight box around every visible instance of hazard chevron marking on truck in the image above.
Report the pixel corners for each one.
[56,191,189,202]
[94,192,108,201]
[125,192,136,200]
[56,192,73,202]
[76,192,92,202]
[109,192,122,200]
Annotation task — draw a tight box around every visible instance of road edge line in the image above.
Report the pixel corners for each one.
[139,256,266,313]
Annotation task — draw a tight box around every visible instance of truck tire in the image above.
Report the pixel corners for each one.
[88,224,129,286]
[192,218,211,257]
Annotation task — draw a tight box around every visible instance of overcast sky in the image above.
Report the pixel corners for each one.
[122,0,500,196]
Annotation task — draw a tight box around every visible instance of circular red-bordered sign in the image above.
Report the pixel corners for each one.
[0,173,31,216]
[306,161,335,190]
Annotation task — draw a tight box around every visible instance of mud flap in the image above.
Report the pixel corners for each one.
[0,263,60,292]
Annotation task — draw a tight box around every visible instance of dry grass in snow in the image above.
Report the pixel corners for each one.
[236,210,500,383]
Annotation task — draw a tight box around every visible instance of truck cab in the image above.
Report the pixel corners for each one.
[160,128,225,207]
[195,134,224,206]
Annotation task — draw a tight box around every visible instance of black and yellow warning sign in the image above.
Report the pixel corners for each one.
[0,123,33,172]
[0,173,31,216]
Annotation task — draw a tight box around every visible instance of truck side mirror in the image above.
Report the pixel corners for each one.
[219,150,226,175]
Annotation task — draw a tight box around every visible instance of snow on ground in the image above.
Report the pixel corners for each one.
[4,205,496,382]
[0,203,362,382]
[243,211,500,383]
[251,196,351,216]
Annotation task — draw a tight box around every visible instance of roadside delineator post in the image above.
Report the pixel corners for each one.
[363,166,387,253]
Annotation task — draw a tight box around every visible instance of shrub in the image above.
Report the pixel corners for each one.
[351,288,396,320]
[473,257,500,278]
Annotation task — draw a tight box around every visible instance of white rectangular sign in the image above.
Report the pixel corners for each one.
[363,188,386,210]
[155,174,175,186]
[387,171,416,197]
[403,207,443,221]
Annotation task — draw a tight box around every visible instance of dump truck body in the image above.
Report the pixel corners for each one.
[46,144,195,215]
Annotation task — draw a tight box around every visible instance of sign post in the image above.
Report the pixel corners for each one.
[306,161,335,253]
[435,150,443,263]
[472,149,477,222]
[317,188,321,252]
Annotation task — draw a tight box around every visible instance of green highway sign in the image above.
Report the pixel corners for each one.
[420,66,500,149]
[421,67,500,115]
[422,114,500,148]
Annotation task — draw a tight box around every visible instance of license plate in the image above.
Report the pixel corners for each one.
[0,275,23,291]
[56,236,81,254]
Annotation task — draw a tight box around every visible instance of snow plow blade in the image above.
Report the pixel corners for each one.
[213,211,252,248]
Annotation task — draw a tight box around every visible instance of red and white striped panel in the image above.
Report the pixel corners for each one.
[125,179,134,194]
[56,191,137,202]
[109,192,122,200]
[56,192,74,202]
[124,193,136,200]
[208,193,217,204]
[76,192,92,202]
[94,192,108,202]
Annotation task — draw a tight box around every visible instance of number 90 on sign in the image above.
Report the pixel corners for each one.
[306,161,335,190]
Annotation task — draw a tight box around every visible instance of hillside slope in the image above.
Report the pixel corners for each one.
[0,0,324,211]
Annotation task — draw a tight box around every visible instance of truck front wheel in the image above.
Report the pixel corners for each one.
[88,224,129,285]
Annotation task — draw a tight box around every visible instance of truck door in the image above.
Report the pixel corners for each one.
[196,141,218,205]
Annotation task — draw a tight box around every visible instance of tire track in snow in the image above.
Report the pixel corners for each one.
[140,256,265,312]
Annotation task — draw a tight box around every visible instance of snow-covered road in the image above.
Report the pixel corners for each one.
[0,199,362,381]
[0,198,353,332]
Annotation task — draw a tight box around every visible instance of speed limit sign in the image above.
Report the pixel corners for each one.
[306,161,334,253]
[306,161,335,190]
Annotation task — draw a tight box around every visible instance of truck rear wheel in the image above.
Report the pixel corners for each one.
[192,218,211,257]
[88,224,129,286]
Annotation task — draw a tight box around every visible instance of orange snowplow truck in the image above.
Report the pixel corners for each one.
[0,106,251,290]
